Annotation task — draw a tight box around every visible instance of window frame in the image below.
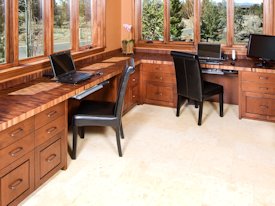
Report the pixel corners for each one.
[135,0,273,53]
[0,0,105,70]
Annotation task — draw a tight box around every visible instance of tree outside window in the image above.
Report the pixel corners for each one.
[200,0,226,43]
[170,0,194,42]
[54,0,71,52]
[18,0,44,59]
[79,0,92,47]
[0,0,5,63]
[234,0,263,44]
[141,0,164,41]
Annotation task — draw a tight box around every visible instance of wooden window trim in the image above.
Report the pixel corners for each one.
[0,0,106,71]
[135,0,274,53]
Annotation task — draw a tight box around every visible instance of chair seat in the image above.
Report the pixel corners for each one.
[77,100,116,116]
[203,81,223,99]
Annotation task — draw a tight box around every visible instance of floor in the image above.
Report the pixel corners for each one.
[20,102,275,206]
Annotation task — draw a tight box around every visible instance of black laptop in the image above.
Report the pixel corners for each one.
[49,50,92,84]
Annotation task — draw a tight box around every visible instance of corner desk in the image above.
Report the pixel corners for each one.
[0,53,274,205]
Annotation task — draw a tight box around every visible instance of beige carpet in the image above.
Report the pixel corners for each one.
[21,103,275,206]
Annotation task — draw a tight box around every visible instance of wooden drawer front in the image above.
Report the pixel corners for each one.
[131,85,139,103]
[142,64,175,74]
[35,102,65,129]
[145,83,175,102]
[242,72,275,84]
[130,70,140,87]
[39,138,61,179]
[242,82,275,94]
[0,134,34,170]
[143,71,176,84]
[1,160,31,206]
[246,96,269,115]
[35,116,65,146]
[0,117,34,150]
[269,99,275,116]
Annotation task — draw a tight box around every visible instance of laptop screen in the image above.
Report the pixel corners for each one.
[49,50,76,77]
[198,43,221,60]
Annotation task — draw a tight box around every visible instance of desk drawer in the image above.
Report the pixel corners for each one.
[242,82,275,94]
[0,133,34,170]
[35,116,65,146]
[129,70,140,87]
[142,64,175,74]
[246,96,269,115]
[242,72,275,84]
[1,159,32,206]
[143,71,176,84]
[35,102,65,129]
[145,83,175,102]
[0,117,34,150]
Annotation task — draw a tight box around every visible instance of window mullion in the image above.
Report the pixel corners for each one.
[194,0,200,45]
[71,0,79,51]
[227,0,234,46]
[44,0,53,55]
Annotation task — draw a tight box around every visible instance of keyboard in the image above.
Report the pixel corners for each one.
[202,69,224,75]
[200,60,222,65]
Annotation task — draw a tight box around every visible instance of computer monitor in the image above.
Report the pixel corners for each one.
[197,43,221,60]
[247,34,275,67]
[49,50,76,77]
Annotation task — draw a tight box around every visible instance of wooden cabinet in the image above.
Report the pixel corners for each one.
[141,63,177,107]
[239,71,275,122]
[124,66,140,113]
[0,101,67,206]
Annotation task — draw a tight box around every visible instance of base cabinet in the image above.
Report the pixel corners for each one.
[141,63,177,107]
[239,71,275,122]
[0,102,67,206]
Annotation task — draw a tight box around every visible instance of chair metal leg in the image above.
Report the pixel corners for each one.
[195,101,198,108]
[120,123,124,139]
[115,128,123,157]
[79,127,85,139]
[72,126,78,159]
[198,102,203,126]
[176,95,181,117]
[219,92,224,117]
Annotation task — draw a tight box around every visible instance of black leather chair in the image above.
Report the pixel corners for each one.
[70,65,135,159]
[170,51,224,125]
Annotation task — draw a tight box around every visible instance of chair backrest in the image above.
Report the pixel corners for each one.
[171,51,203,102]
[114,62,135,118]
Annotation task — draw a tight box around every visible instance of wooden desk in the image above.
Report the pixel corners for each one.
[0,65,122,206]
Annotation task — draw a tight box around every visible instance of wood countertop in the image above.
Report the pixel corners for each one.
[0,52,275,132]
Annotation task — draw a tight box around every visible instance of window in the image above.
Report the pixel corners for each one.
[141,0,164,41]
[170,0,194,42]
[234,0,263,44]
[18,0,44,59]
[79,0,92,47]
[200,0,226,43]
[0,0,5,63]
[54,0,71,52]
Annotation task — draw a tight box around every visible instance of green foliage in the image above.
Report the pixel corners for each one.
[200,0,226,42]
[170,0,184,41]
[234,3,263,43]
[54,0,70,28]
[142,0,164,41]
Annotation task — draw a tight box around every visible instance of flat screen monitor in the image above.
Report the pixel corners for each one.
[49,50,76,77]
[198,43,221,60]
[247,34,275,67]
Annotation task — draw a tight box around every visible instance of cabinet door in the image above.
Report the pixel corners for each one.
[35,132,64,187]
[0,152,34,206]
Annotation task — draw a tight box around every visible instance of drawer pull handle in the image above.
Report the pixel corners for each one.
[9,179,23,190]
[47,127,57,134]
[132,95,136,98]
[47,111,57,118]
[159,77,163,80]
[9,147,23,157]
[260,105,268,109]
[156,92,163,96]
[259,76,268,80]
[10,128,23,137]
[259,87,268,90]
[132,78,136,82]
[46,154,57,162]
